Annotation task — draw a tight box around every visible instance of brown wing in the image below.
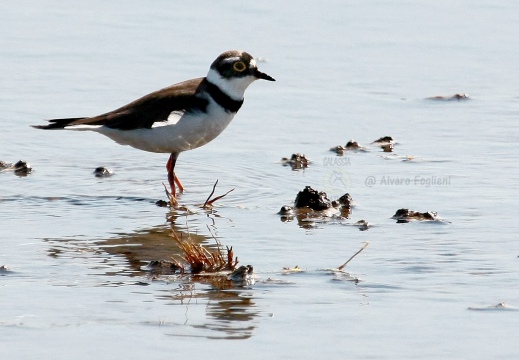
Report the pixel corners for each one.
[33,77,207,130]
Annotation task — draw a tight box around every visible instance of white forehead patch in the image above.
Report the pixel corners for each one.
[249,58,256,68]
[222,56,241,64]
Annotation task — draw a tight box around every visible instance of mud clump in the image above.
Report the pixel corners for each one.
[281,153,310,170]
[392,208,439,223]
[227,265,254,285]
[333,193,353,218]
[330,140,365,155]
[372,136,395,152]
[279,187,354,226]
[354,220,370,231]
[93,166,113,177]
[0,160,32,176]
[345,140,361,149]
[372,136,394,145]
[155,200,169,207]
[294,186,332,211]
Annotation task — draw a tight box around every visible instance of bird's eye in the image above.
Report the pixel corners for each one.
[233,61,247,72]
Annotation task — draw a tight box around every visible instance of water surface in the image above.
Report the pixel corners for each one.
[1,1,519,358]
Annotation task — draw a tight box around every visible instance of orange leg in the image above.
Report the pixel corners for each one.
[166,153,183,196]
[174,174,184,193]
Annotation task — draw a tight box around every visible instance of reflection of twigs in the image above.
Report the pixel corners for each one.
[205,225,238,269]
[206,224,220,247]
[338,242,369,271]
[203,180,234,208]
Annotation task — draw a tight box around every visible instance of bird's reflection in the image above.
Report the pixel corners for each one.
[45,217,260,340]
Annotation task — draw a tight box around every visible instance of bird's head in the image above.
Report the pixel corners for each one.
[207,50,275,100]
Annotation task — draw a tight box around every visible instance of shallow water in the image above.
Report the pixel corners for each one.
[2,0,519,358]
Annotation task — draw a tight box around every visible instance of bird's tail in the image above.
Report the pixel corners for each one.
[31,118,87,130]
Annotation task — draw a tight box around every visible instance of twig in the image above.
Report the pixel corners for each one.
[162,182,178,206]
[162,182,171,200]
[206,188,234,207]
[338,242,369,271]
[203,180,235,208]
[203,180,219,208]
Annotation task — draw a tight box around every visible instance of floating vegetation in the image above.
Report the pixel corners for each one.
[170,231,238,274]
[282,265,304,273]
[148,230,254,286]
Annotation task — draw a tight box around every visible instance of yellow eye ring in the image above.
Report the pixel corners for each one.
[233,61,247,72]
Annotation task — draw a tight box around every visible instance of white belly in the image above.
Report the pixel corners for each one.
[95,103,236,154]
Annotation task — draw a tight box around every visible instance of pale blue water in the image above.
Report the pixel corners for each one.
[1,0,519,359]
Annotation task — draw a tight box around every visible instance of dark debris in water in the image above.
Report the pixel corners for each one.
[93,166,114,177]
[281,153,310,170]
[293,186,353,214]
[227,265,254,284]
[354,220,370,231]
[331,136,396,154]
[426,93,470,101]
[392,208,440,223]
[330,139,367,155]
[294,186,332,211]
[371,136,395,152]
[0,160,32,176]
[468,302,517,311]
[372,136,394,145]
[155,199,169,207]
[279,186,360,228]
[147,259,183,275]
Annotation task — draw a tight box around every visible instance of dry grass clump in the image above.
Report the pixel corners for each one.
[170,231,238,274]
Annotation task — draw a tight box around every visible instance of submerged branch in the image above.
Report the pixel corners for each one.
[203,180,235,208]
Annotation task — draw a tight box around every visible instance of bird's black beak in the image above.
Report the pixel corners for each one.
[254,68,276,81]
